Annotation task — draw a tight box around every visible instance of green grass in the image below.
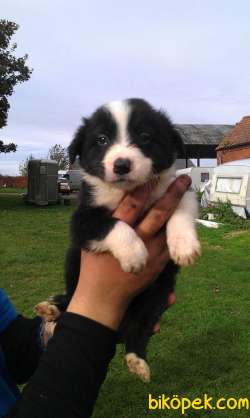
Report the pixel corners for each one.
[0,194,72,312]
[0,187,26,194]
[1,194,250,418]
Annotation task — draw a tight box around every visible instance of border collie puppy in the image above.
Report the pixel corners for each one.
[36,98,201,382]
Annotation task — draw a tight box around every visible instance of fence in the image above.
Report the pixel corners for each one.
[0,176,27,188]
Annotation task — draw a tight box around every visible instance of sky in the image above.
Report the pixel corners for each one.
[1,0,250,175]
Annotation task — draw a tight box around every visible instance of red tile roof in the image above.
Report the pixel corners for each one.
[216,116,250,150]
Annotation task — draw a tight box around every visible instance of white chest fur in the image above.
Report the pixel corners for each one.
[82,171,125,210]
[82,168,176,212]
[145,168,176,210]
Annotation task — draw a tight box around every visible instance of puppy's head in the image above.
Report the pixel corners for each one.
[69,98,183,189]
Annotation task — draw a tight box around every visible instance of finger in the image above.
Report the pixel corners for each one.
[136,175,191,239]
[153,323,161,333]
[147,231,167,256]
[158,247,170,266]
[112,182,151,225]
[167,292,176,307]
[145,247,170,282]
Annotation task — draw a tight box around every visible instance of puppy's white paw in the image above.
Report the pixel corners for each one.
[90,221,148,274]
[168,234,201,266]
[42,321,57,346]
[125,353,151,382]
[34,301,60,322]
[119,239,148,274]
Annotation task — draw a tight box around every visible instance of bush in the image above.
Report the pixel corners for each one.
[196,190,203,202]
[200,200,250,230]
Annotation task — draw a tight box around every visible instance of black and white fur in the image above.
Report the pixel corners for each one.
[36,98,201,382]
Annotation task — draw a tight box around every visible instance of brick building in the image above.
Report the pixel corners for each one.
[216,116,250,164]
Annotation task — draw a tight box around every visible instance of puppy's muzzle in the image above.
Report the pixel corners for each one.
[113,158,132,175]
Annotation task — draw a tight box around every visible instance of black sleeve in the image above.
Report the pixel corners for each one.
[0,315,43,384]
[6,312,117,418]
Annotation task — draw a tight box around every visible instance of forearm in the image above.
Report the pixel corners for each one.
[6,312,117,418]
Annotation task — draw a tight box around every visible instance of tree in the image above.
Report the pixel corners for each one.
[0,19,32,152]
[0,140,16,152]
[19,154,34,176]
[48,144,69,170]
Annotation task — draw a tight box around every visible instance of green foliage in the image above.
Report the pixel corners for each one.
[48,144,69,170]
[196,190,203,202]
[0,19,32,151]
[19,153,34,176]
[200,200,250,229]
[0,140,17,152]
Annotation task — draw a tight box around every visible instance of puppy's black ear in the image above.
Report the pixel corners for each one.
[68,120,87,165]
[173,129,185,158]
[158,110,185,158]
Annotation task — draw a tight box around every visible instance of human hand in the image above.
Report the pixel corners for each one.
[67,175,191,330]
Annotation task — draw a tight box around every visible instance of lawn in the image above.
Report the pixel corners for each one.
[0,187,27,194]
[1,194,250,418]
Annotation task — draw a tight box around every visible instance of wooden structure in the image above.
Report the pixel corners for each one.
[175,124,233,167]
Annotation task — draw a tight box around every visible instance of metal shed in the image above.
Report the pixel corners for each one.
[25,159,58,206]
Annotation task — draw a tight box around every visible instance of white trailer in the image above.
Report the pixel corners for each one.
[209,159,250,218]
[177,167,214,191]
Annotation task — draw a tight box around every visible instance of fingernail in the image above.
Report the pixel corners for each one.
[178,175,191,189]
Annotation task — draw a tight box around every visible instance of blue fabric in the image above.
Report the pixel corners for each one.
[0,289,19,417]
[0,289,17,333]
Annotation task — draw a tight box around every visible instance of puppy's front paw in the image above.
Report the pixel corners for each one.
[168,234,201,266]
[94,221,149,274]
[125,353,151,382]
[118,239,148,274]
[34,301,60,322]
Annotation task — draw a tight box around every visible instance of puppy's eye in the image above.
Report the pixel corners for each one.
[96,134,110,146]
[139,132,151,143]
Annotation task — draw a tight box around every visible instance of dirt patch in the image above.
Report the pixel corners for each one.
[224,230,250,239]
[210,245,224,250]
[203,242,224,250]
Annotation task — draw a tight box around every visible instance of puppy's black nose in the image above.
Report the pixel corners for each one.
[113,158,131,175]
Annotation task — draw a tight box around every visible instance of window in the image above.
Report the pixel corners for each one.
[216,177,242,194]
[201,172,209,182]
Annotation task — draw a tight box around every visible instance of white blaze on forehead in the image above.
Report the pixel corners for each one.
[105,100,130,145]
[103,100,152,185]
